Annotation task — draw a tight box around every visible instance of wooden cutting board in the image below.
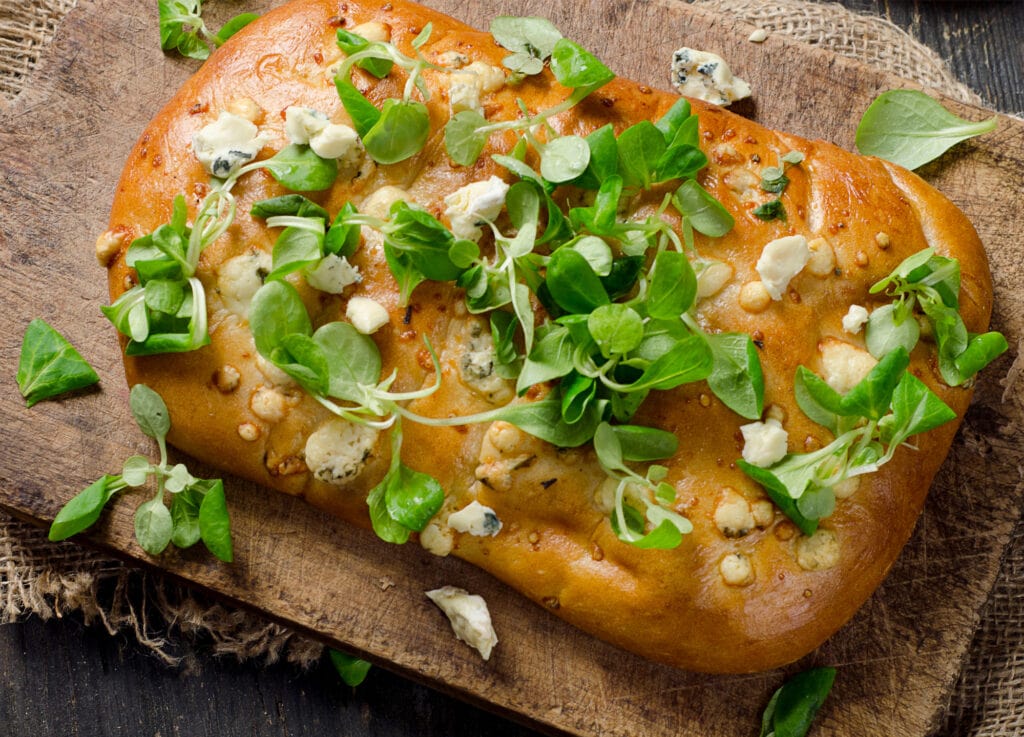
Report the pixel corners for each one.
[1,0,1022,735]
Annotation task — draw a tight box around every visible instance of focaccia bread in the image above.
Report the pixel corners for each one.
[98,0,994,672]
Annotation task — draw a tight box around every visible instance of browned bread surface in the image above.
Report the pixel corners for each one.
[103,0,993,672]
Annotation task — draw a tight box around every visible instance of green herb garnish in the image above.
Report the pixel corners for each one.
[867,248,1007,386]
[759,151,804,194]
[158,0,258,61]
[490,16,562,78]
[104,131,339,355]
[333,26,436,165]
[855,89,998,170]
[49,384,233,560]
[329,650,373,687]
[740,348,955,534]
[17,319,99,406]
[753,151,804,221]
[759,667,836,737]
[594,423,692,549]
[442,38,614,167]
[753,199,787,222]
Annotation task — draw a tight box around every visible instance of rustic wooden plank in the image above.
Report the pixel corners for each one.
[0,615,536,737]
[1,1,1022,736]
[845,0,1024,113]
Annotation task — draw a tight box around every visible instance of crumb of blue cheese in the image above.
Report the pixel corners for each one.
[217,251,271,318]
[425,586,498,661]
[192,111,266,178]
[304,418,379,485]
[346,296,389,334]
[448,61,506,114]
[436,50,469,69]
[284,106,363,166]
[670,48,751,106]
[756,235,810,300]
[305,254,361,294]
[842,304,870,334]
[444,176,510,242]
[795,528,841,571]
[458,320,513,404]
[740,418,789,467]
[448,501,502,537]
[748,28,769,43]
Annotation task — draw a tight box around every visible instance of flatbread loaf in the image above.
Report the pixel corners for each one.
[99,0,995,672]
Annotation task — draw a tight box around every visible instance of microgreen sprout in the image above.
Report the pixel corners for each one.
[752,150,804,223]
[592,423,692,549]
[444,39,615,167]
[333,26,439,164]
[104,137,339,355]
[17,319,99,406]
[49,384,232,561]
[759,667,836,737]
[158,0,258,61]
[739,348,956,534]
[867,248,1007,386]
[856,89,997,171]
[329,650,373,687]
[490,16,563,80]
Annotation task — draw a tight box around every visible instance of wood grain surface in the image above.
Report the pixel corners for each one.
[1,1,1022,736]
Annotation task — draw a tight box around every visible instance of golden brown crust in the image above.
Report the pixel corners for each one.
[105,0,993,672]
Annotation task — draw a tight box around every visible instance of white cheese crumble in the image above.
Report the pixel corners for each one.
[217,251,271,318]
[425,586,498,661]
[284,106,328,145]
[696,259,734,299]
[447,501,502,537]
[305,254,361,294]
[436,50,469,69]
[748,28,769,43]
[670,48,751,106]
[458,320,513,404]
[756,235,810,300]
[304,418,379,485]
[842,304,870,334]
[346,296,389,334]
[795,529,841,571]
[360,185,411,219]
[444,176,510,241]
[310,123,362,164]
[819,338,878,394]
[250,386,288,423]
[350,21,390,43]
[419,521,454,557]
[284,106,362,166]
[448,61,506,114]
[192,111,266,178]
[714,489,755,538]
[719,553,754,586]
[740,418,789,467]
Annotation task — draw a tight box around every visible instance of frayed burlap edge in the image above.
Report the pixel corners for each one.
[2,0,1021,735]
[0,0,76,101]
[0,516,322,670]
[691,0,982,106]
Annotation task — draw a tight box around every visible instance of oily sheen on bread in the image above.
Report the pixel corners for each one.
[101,0,993,672]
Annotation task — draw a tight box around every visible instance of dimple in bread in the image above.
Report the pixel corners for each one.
[100,0,994,672]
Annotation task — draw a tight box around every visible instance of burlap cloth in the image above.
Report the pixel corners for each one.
[0,0,1016,733]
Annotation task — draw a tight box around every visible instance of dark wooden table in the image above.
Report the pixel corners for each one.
[2,2,1022,736]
